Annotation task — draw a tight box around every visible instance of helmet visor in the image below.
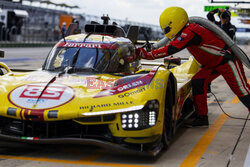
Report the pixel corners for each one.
[162,26,171,35]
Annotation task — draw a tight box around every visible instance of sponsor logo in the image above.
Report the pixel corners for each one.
[181,33,187,38]
[157,52,167,57]
[117,80,143,92]
[8,83,75,110]
[27,99,46,103]
[63,42,101,48]
[80,101,134,112]
[56,42,118,49]
[118,87,145,98]
[94,68,161,98]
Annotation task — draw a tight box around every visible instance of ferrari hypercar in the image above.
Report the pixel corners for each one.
[0,17,200,156]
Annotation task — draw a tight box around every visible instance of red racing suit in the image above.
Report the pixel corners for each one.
[151,23,250,115]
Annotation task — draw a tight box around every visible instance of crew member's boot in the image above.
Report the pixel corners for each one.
[186,115,209,127]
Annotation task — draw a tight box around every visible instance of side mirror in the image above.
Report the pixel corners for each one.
[65,23,81,37]
[0,50,4,58]
[126,26,139,44]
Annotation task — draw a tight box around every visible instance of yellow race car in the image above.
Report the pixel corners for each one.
[0,18,200,156]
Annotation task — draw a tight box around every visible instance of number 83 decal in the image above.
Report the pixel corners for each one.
[8,83,75,109]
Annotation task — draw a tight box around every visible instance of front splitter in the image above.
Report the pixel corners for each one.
[0,134,162,157]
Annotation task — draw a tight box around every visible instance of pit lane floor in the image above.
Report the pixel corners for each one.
[0,46,249,167]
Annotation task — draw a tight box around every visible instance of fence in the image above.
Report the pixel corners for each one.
[0,25,161,43]
[0,25,61,42]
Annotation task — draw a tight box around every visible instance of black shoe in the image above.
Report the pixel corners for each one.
[185,115,209,127]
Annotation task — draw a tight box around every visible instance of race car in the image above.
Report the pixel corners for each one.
[0,16,200,156]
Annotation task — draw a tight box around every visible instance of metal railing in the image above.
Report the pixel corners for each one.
[1,25,161,42]
[21,27,60,42]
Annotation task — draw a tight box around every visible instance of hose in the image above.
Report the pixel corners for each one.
[211,91,250,120]
[189,16,250,69]
[226,112,249,167]
[152,37,169,49]
[152,17,250,69]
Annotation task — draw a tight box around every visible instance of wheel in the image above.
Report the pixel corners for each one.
[162,81,173,149]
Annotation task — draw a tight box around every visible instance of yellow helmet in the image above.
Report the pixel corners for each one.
[159,7,188,39]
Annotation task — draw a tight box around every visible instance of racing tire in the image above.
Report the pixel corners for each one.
[162,81,173,149]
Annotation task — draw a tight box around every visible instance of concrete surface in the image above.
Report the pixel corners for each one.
[0,46,249,167]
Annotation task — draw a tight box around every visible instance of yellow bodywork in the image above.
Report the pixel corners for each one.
[0,56,200,144]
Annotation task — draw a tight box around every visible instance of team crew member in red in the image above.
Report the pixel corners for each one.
[206,8,236,93]
[137,7,250,127]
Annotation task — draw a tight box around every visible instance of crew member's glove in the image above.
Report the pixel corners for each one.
[224,51,236,62]
[137,48,155,60]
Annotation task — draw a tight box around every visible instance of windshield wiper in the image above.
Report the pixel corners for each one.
[93,48,99,69]
[71,32,94,70]
[73,67,98,73]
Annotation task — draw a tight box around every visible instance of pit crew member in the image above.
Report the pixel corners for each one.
[137,7,250,127]
[207,8,236,40]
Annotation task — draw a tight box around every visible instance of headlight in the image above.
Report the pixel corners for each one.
[121,100,159,130]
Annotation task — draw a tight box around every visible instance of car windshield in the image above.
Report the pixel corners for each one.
[44,47,117,72]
